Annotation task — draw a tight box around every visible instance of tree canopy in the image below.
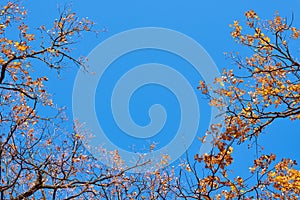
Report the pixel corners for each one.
[0,1,299,199]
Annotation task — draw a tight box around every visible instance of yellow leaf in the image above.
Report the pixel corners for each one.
[18,45,27,51]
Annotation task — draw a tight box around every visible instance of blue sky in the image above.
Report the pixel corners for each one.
[22,0,300,171]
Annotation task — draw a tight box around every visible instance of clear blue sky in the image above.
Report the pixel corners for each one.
[22,0,300,171]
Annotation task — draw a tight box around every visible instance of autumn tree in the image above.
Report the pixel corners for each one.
[1,1,300,200]
[0,2,173,199]
[186,10,300,199]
